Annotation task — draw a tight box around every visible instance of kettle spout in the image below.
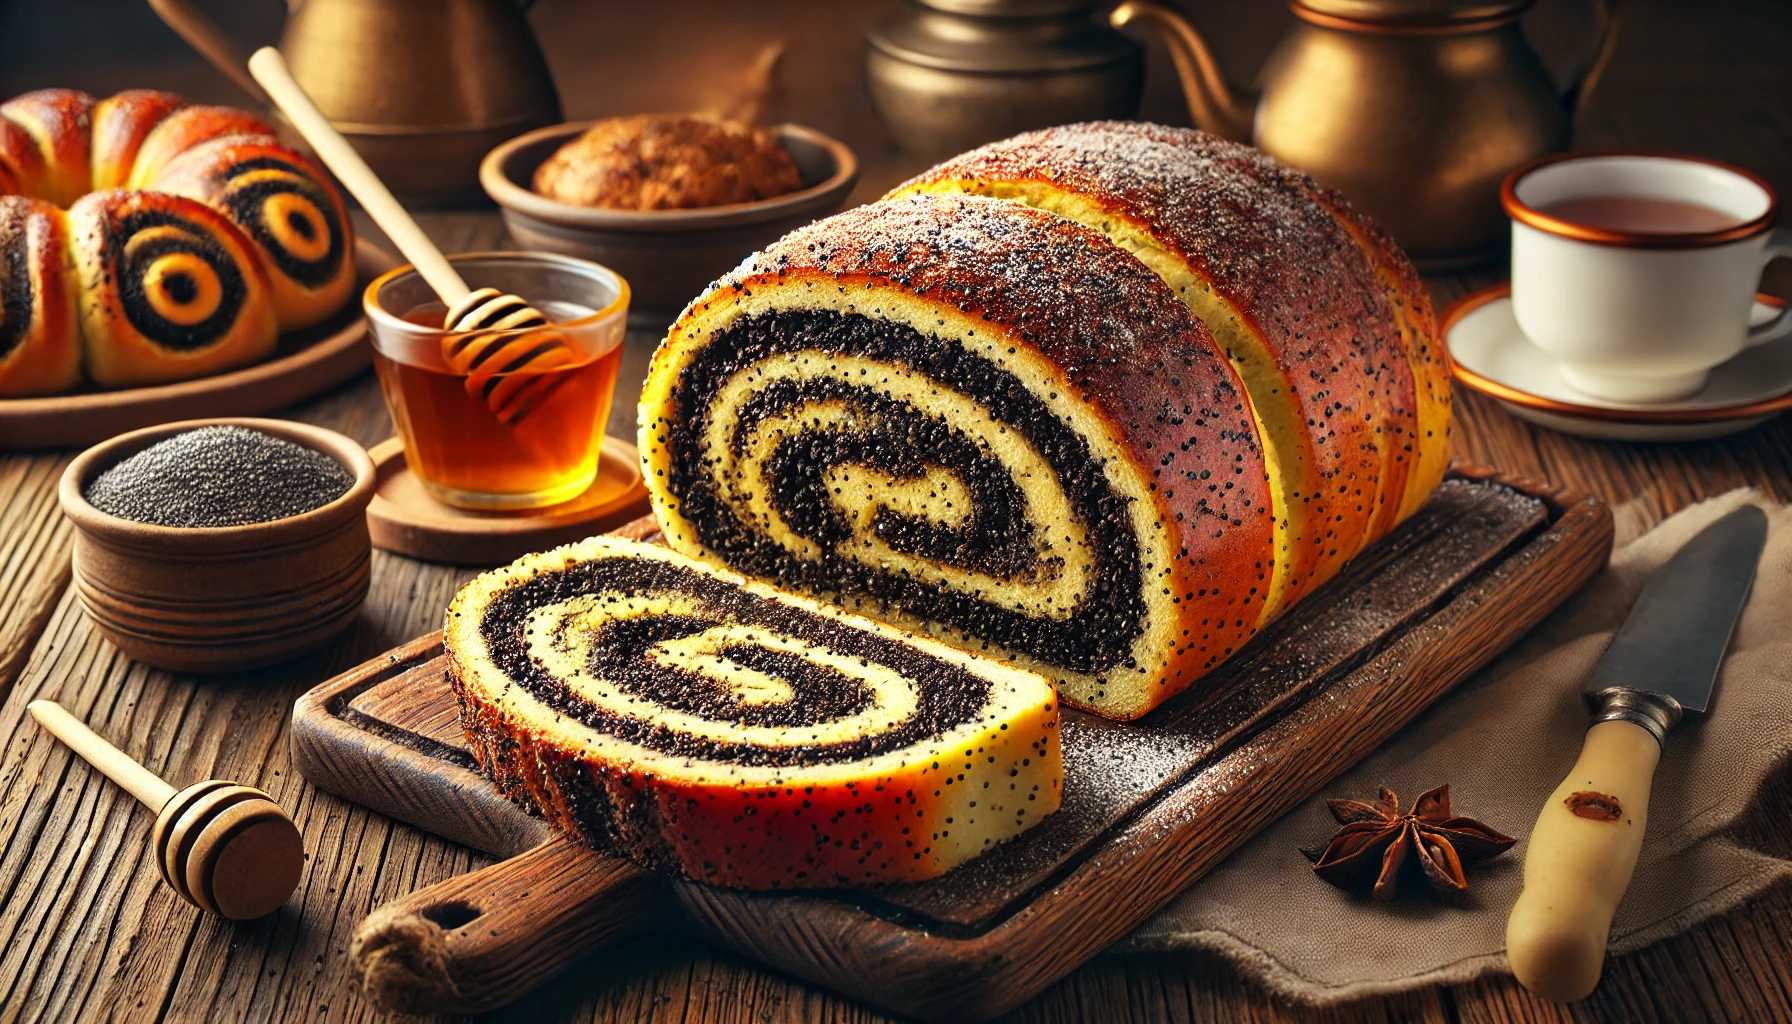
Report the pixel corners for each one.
[1111,0,1256,142]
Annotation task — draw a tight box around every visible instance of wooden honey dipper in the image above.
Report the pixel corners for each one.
[248,47,576,425]
[28,700,303,920]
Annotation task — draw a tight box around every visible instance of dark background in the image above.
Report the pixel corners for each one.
[3,0,1787,213]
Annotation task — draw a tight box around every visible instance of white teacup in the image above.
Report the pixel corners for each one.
[1504,152,1792,403]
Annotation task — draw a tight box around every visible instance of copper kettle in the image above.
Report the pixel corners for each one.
[149,0,561,204]
[866,0,1146,163]
[1112,0,1622,263]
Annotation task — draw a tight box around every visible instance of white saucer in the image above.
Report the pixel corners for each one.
[1444,284,1792,441]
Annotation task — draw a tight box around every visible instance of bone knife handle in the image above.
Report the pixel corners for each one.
[1506,718,1660,1002]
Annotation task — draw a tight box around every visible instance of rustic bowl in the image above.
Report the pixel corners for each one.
[480,119,859,316]
[59,418,377,674]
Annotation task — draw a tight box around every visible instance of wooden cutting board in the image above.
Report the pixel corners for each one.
[291,467,1611,1021]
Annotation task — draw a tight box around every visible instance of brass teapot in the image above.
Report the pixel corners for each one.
[1112,0,1622,263]
[149,0,561,204]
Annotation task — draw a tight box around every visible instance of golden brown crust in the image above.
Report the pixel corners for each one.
[892,122,1424,608]
[126,105,273,190]
[532,114,804,210]
[0,89,95,208]
[0,115,47,200]
[1305,186,1451,521]
[91,89,185,191]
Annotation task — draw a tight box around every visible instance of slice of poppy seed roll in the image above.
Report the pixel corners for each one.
[640,192,1278,720]
[889,122,1450,621]
[446,534,1063,889]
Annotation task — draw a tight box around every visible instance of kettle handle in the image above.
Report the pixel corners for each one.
[1561,0,1624,115]
[146,0,267,103]
[1110,0,1256,142]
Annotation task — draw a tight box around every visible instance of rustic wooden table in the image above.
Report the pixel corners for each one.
[2,1,1789,1021]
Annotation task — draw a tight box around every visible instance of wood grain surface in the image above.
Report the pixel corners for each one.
[0,0,1788,1021]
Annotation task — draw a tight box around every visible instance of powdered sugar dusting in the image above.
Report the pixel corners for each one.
[724,192,1205,375]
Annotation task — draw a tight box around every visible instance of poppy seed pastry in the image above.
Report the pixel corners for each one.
[641,192,1278,720]
[0,196,81,395]
[68,189,279,387]
[446,534,1063,889]
[889,122,1450,619]
[148,133,356,331]
[0,88,355,394]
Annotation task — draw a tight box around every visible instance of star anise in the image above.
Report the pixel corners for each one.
[1301,784,1515,902]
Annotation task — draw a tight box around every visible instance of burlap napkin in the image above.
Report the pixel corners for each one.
[1119,488,1792,1003]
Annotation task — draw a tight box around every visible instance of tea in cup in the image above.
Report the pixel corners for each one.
[1503,152,1791,403]
[365,252,629,509]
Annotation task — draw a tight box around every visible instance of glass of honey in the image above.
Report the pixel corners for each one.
[364,252,629,510]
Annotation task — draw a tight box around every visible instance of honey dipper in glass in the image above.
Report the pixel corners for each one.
[249,48,628,509]
[370,254,627,508]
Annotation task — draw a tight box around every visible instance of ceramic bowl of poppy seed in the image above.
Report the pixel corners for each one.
[59,417,377,674]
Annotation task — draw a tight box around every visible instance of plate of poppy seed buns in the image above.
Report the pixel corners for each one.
[300,125,1611,1020]
[0,88,365,449]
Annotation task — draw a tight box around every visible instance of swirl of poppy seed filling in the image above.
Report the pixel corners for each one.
[0,202,32,361]
[109,209,249,350]
[474,555,994,768]
[212,156,346,288]
[662,307,1149,675]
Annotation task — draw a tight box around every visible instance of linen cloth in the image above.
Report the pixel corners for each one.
[1120,489,1792,1003]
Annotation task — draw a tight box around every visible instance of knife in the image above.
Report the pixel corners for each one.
[1506,504,1767,1002]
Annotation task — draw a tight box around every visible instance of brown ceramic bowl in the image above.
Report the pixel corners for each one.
[480,119,859,317]
[58,418,378,674]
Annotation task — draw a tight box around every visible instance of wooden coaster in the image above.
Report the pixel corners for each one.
[365,436,650,566]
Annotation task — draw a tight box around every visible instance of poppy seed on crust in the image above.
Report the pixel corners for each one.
[640,192,1278,720]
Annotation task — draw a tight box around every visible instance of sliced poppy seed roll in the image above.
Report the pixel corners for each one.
[890,122,1449,620]
[640,193,1276,720]
[446,534,1063,889]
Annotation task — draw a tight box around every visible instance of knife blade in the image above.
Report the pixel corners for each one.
[1507,504,1767,1003]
